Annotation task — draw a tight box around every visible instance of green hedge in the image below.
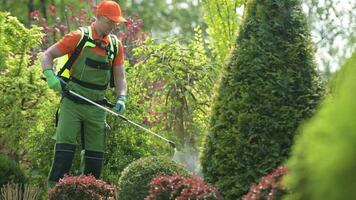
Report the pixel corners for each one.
[201,0,323,199]
[118,156,191,200]
[284,53,356,200]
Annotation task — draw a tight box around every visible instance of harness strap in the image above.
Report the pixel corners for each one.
[70,76,108,90]
[58,28,92,76]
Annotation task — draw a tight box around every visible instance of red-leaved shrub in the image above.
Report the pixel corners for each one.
[242,166,288,200]
[48,175,118,200]
[145,174,222,200]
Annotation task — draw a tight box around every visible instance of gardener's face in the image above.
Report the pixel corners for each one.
[98,16,119,35]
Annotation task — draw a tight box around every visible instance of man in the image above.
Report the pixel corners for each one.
[41,0,127,187]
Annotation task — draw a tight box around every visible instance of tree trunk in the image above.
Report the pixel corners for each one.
[40,0,47,19]
[28,0,34,22]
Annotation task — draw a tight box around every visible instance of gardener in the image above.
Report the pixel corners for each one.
[41,0,127,187]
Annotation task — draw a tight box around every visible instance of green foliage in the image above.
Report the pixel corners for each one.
[0,12,48,156]
[103,28,217,183]
[202,0,244,65]
[201,0,324,199]
[118,156,191,200]
[130,29,217,149]
[0,12,58,198]
[0,154,27,187]
[284,53,356,200]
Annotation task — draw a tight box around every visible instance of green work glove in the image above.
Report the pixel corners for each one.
[114,95,126,113]
[43,69,62,92]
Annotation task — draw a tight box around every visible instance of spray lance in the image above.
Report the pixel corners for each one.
[55,78,177,149]
[68,88,177,148]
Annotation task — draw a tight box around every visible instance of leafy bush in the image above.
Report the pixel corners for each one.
[0,12,46,157]
[48,175,118,200]
[284,53,356,200]
[131,32,217,149]
[242,166,287,200]
[118,156,191,200]
[0,154,27,188]
[145,174,222,200]
[201,0,324,199]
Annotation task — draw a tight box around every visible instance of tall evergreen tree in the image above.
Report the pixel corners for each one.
[201,0,324,199]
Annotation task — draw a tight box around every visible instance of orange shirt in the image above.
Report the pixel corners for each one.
[55,24,125,66]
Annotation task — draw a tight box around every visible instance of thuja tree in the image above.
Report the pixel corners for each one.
[201,0,324,199]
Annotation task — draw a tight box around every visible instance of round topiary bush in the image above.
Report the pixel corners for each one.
[118,156,191,200]
[0,153,27,187]
[48,175,118,200]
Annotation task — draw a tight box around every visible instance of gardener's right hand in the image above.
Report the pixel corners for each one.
[114,95,126,113]
[43,69,62,92]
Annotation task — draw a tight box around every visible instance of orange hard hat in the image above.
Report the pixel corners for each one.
[96,1,127,23]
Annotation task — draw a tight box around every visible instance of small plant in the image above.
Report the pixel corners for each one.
[0,154,27,188]
[145,174,222,200]
[48,175,118,200]
[242,166,288,200]
[0,183,40,200]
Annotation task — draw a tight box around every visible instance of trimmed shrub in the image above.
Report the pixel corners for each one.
[118,156,191,200]
[0,154,27,187]
[242,166,287,200]
[201,0,323,199]
[145,174,222,200]
[48,175,118,200]
[284,53,356,200]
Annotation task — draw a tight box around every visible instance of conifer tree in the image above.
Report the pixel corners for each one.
[201,0,323,198]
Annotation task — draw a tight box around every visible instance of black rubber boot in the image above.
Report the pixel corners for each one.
[48,143,76,185]
[84,150,104,179]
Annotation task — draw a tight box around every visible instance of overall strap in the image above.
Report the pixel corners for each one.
[58,27,92,77]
